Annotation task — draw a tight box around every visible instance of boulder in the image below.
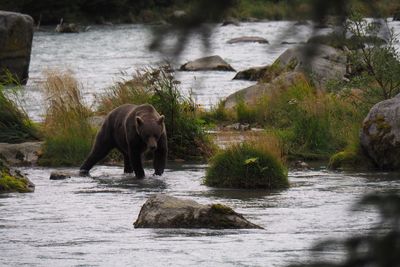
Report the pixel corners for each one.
[134,194,262,229]
[0,159,34,193]
[274,44,347,89]
[360,94,400,170]
[180,55,235,72]
[224,71,305,110]
[227,36,269,44]
[233,66,270,81]
[0,141,43,166]
[0,11,34,85]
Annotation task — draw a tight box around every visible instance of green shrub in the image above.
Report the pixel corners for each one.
[0,84,38,143]
[98,65,214,160]
[38,71,95,167]
[205,142,288,189]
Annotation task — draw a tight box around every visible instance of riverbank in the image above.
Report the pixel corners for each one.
[0,0,398,26]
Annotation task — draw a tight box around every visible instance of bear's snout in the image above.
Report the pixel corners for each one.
[147,137,158,151]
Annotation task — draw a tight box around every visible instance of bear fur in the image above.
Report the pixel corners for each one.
[80,104,167,178]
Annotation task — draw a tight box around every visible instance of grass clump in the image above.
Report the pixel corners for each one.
[0,83,39,143]
[205,139,288,190]
[98,65,214,161]
[0,159,33,193]
[38,70,95,167]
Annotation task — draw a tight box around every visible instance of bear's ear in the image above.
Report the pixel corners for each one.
[158,115,165,125]
[136,116,144,126]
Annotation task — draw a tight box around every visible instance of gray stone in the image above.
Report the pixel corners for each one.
[0,141,43,166]
[134,194,262,229]
[360,94,400,170]
[0,11,34,85]
[227,36,269,44]
[274,44,347,90]
[180,55,235,72]
[224,71,304,110]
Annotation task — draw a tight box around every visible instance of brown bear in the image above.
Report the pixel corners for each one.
[79,104,167,178]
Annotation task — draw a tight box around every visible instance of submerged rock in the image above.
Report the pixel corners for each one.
[0,159,34,193]
[227,36,269,44]
[360,94,400,170]
[134,194,262,229]
[49,171,71,180]
[0,141,43,166]
[0,11,34,85]
[180,55,235,72]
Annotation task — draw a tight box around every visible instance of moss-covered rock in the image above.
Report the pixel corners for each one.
[205,143,288,189]
[328,147,375,170]
[134,194,262,229]
[360,94,400,170]
[0,159,34,193]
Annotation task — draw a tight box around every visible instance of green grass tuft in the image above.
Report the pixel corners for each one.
[205,142,288,190]
[38,71,95,167]
[0,84,39,143]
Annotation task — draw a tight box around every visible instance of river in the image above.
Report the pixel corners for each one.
[1,165,399,266]
[1,20,400,266]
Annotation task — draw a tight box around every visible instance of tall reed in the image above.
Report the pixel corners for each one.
[39,70,95,166]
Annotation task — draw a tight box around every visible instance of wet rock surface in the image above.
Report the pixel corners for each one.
[227,36,269,44]
[180,55,235,72]
[0,11,34,84]
[134,194,262,229]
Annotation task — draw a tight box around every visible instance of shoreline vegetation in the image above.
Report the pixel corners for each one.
[0,0,398,26]
[1,12,400,176]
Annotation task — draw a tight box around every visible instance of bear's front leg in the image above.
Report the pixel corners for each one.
[153,134,167,176]
[132,152,145,179]
[123,153,134,173]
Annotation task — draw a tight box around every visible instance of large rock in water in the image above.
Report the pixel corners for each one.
[360,94,400,170]
[180,55,235,72]
[0,11,34,85]
[274,44,347,89]
[134,194,262,229]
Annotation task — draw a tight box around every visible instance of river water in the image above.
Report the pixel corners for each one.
[2,20,400,266]
[1,165,399,267]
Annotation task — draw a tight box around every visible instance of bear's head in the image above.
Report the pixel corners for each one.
[136,115,165,151]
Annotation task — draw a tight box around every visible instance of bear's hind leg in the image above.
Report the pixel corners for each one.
[80,141,113,175]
